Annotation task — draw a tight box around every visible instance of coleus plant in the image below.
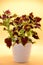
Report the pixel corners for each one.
[0,10,41,48]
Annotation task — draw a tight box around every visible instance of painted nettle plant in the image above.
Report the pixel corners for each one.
[0,10,41,48]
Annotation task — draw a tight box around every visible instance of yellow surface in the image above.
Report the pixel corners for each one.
[0,0,43,65]
[0,0,43,44]
[0,55,43,65]
[0,44,43,65]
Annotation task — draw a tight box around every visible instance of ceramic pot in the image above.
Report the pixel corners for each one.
[12,43,32,62]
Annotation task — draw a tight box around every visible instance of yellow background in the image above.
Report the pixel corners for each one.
[0,0,43,64]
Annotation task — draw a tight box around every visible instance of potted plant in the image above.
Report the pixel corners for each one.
[0,10,41,62]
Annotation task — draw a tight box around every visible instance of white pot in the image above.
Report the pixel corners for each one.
[12,43,32,62]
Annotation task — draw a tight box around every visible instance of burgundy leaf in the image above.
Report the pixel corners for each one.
[12,27,16,32]
[29,12,34,18]
[32,34,39,39]
[29,12,34,20]
[24,25,30,31]
[2,14,7,19]
[22,15,26,18]
[13,32,18,36]
[34,17,41,22]
[21,37,28,45]
[3,27,7,30]
[22,15,29,21]
[35,24,41,28]
[16,39,19,44]
[10,16,13,18]
[18,25,23,31]
[9,22,14,25]
[14,19,19,24]
[16,17,20,21]
[29,25,33,28]
[5,38,12,48]
[4,10,11,15]
[0,16,2,18]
